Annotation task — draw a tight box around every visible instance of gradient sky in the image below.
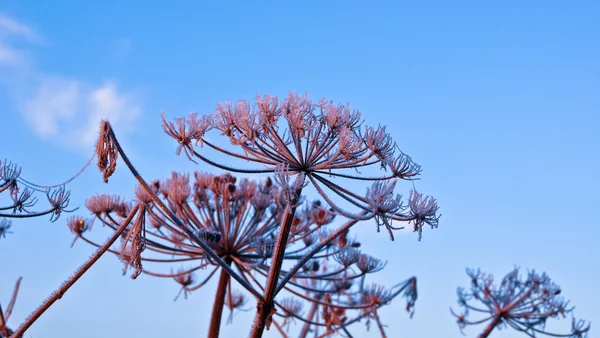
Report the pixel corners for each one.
[1,1,598,337]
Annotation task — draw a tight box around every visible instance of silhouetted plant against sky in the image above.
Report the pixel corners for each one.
[451,268,590,338]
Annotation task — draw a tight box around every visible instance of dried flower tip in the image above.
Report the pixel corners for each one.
[357,254,386,274]
[67,216,91,247]
[47,186,72,222]
[362,284,393,306]
[165,172,191,204]
[0,160,21,196]
[162,111,211,159]
[308,201,335,226]
[86,194,123,215]
[226,290,247,311]
[175,271,195,287]
[363,125,395,168]
[96,120,119,183]
[135,180,161,204]
[11,187,36,213]
[255,94,281,125]
[334,247,361,267]
[173,268,195,301]
[114,201,132,218]
[389,152,422,179]
[409,190,440,241]
[279,298,303,317]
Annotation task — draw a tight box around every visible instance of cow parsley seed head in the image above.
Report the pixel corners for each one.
[161,92,439,241]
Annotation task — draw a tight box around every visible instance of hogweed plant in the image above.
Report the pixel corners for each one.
[451,268,590,338]
[72,171,419,337]
[0,159,82,237]
[0,158,93,337]
[0,278,22,337]
[94,92,439,337]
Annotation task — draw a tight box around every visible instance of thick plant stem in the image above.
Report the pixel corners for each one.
[249,188,302,338]
[11,205,140,338]
[479,316,501,338]
[207,257,232,338]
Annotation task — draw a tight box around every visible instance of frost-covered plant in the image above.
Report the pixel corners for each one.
[74,171,419,337]
[0,278,22,338]
[451,268,590,338]
[95,92,439,337]
[0,158,99,338]
[0,159,82,238]
[159,92,439,337]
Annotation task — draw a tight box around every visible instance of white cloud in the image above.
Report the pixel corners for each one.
[23,78,141,150]
[0,15,36,68]
[0,15,37,39]
[0,14,142,152]
[22,77,80,137]
[82,83,141,147]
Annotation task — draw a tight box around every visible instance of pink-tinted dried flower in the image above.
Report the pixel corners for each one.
[162,92,438,241]
[86,194,123,215]
[161,111,211,160]
[67,216,91,247]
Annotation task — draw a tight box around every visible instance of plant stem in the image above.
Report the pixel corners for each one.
[299,299,319,338]
[249,188,303,338]
[479,316,501,338]
[275,218,360,296]
[207,257,232,338]
[373,309,387,338]
[11,205,140,338]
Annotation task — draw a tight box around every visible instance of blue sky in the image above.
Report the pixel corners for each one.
[1,1,598,337]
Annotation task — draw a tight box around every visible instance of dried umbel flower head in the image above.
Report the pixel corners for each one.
[67,216,92,247]
[94,94,439,338]
[161,92,438,240]
[79,171,338,278]
[75,166,417,336]
[1,159,84,234]
[173,268,195,301]
[161,111,212,160]
[283,264,418,338]
[76,172,377,330]
[451,268,590,338]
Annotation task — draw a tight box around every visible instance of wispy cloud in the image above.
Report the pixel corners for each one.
[1,14,142,152]
[0,15,37,39]
[22,78,141,150]
[0,14,38,68]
